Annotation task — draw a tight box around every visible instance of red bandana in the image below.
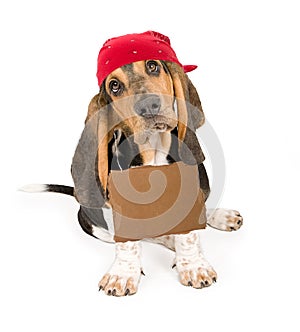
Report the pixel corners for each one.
[96,31,197,86]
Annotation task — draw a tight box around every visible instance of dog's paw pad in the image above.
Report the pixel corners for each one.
[207,208,243,231]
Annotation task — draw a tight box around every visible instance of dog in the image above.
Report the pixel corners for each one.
[22,32,243,296]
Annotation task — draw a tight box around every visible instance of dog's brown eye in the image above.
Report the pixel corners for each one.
[146,60,160,75]
[109,79,123,96]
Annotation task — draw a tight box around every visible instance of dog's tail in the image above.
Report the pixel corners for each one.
[20,184,74,196]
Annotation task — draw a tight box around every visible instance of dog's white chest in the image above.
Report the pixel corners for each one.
[144,132,170,166]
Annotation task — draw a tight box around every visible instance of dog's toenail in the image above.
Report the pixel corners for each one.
[188,281,193,287]
[125,289,130,296]
[112,289,116,296]
[107,290,112,295]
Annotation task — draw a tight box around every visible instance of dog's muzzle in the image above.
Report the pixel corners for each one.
[134,94,161,118]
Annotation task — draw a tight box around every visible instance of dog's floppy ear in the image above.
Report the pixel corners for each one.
[164,62,205,164]
[72,87,119,208]
[85,85,110,123]
[187,77,205,129]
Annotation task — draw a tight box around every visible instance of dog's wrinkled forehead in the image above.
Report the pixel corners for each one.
[121,63,145,85]
[104,60,173,98]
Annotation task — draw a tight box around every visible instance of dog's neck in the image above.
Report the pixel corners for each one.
[139,131,171,166]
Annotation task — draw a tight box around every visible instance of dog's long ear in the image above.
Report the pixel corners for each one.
[85,85,109,123]
[187,77,205,129]
[71,87,119,208]
[165,62,205,164]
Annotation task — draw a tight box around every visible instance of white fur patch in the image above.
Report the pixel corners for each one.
[91,225,114,243]
[19,184,47,193]
[102,207,115,235]
[145,132,170,166]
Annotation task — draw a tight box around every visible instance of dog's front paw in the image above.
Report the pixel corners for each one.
[175,253,217,288]
[174,232,217,289]
[98,269,142,296]
[98,241,142,296]
[207,208,243,231]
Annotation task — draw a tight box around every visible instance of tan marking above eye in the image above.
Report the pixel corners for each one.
[132,61,147,75]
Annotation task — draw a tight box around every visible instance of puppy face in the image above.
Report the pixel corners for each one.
[104,60,178,143]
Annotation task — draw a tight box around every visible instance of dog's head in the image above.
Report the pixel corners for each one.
[87,60,204,141]
[102,60,177,139]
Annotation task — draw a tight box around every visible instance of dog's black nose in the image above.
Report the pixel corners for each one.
[134,94,161,117]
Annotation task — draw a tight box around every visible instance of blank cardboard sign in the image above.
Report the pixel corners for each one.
[107,161,206,242]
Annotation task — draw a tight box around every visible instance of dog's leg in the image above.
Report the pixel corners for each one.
[174,231,217,288]
[207,208,243,231]
[98,241,142,296]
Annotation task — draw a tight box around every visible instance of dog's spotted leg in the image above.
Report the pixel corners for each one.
[98,241,142,296]
[207,208,243,231]
[174,231,217,288]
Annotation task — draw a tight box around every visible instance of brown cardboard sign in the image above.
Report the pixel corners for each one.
[107,161,206,242]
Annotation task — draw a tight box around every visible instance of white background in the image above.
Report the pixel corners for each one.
[1,0,299,331]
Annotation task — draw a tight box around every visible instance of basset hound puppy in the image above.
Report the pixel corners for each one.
[22,31,243,296]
